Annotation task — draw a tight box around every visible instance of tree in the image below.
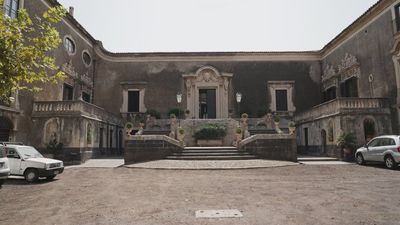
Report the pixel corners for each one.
[0,0,66,103]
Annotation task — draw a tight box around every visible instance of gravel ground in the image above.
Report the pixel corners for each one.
[0,164,400,225]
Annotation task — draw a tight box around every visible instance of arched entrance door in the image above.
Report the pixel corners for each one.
[363,118,376,142]
[0,117,13,142]
[321,129,327,154]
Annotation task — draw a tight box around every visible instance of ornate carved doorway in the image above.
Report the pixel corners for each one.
[183,66,233,119]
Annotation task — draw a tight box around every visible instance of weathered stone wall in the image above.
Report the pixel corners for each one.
[93,59,321,119]
[239,134,297,162]
[124,135,182,164]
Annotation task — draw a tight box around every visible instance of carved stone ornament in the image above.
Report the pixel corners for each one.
[322,78,338,90]
[61,61,79,79]
[196,69,221,83]
[338,53,359,73]
[322,65,336,82]
[338,53,361,81]
[81,72,93,87]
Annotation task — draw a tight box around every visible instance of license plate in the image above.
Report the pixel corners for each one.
[54,170,60,175]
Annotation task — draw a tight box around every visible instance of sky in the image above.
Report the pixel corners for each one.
[57,0,379,53]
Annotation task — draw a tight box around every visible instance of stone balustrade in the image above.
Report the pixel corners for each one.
[295,98,389,123]
[33,100,122,125]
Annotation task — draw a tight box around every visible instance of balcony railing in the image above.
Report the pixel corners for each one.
[295,98,389,123]
[33,100,122,125]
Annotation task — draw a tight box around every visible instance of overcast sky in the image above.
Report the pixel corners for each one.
[57,0,379,53]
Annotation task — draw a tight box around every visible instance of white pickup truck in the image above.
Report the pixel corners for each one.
[0,143,64,182]
[0,146,10,188]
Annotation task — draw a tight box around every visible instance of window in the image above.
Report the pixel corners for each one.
[395,4,400,32]
[63,84,73,100]
[341,77,358,98]
[82,51,92,66]
[64,37,75,54]
[367,138,380,147]
[128,90,140,112]
[82,92,91,103]
[323,87,336,102]
[275,90,288,111]
[4,0,19,19]
[268,81,295,113]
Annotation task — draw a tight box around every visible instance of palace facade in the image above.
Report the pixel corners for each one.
[1,0,400,163]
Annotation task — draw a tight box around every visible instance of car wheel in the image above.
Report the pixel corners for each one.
[356,153,365,165]
[46,175,56,180]
[24,169,39,183]
[384,155,398,170]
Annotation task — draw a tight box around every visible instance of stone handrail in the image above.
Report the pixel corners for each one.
[33,100,122,125]
[295,98,388,123]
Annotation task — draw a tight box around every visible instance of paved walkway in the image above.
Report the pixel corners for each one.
[66,159,124,168]
[125,159,298,170]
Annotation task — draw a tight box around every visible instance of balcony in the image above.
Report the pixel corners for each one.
[294,98,390,124]
[32,100,122,125]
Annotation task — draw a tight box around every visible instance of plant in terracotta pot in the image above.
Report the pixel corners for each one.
[177,127,185,144]
[236,126,243,140]
[193,123,227,146]
[288,121,296,135]
[336,133,356,161]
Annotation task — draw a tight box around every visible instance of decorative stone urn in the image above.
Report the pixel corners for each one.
[288,121,296,135]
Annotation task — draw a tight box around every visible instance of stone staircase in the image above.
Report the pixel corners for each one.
[166,146,258,160]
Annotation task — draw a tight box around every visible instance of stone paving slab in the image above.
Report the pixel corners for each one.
[125,159,299,170]
[66,159,125,168]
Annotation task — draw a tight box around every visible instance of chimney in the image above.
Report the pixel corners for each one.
[69,6,74,17]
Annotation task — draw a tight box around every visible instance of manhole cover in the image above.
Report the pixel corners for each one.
[195,209,243,218]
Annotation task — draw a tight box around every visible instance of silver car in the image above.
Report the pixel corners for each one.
[355,135,400,169]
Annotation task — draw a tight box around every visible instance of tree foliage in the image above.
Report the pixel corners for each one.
[0,0,66,103]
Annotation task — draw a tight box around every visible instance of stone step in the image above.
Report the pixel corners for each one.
[179,150,243,154]
[184,146,237,150]
[165,155,258,160]
[171,152,253,156]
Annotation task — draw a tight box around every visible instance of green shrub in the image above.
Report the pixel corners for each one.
[168,108,185,119]
[193,123,227,140]
[241,113,249,119]
[146,109,161,119]
[273,115,280,123]
[336,133,356,149]
[178,127,185,135]
[288,121,295,127]
[236,127,242,134]
[170,113,176,119]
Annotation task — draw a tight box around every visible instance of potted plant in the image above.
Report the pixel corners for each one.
[185,109,190,119]
[273,115,280,126]
[241,113,249,119]
[177,127,185,143]
[336,133,356,161]
[235,127,243,143]
[125,122,134,136]
[288,121,296,135]
[193,123,227,146]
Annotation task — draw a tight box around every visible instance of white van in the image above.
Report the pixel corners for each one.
[0,145,10,188]
[1,143,64,182]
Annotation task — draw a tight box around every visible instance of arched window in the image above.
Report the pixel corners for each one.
[64,37,76,54]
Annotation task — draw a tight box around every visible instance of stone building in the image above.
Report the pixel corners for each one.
[1,0,400,162]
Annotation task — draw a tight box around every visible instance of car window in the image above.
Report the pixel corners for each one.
[368,139,380,147]
[0,147,5,158]
[6,148,20,158]
[389,138,396,146]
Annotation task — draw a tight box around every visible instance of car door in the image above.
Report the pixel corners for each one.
[376,138,397,162]
[6,147,22,175]
[364,138,380,161]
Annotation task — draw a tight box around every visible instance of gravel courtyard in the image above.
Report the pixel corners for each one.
[0,164,399,225]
